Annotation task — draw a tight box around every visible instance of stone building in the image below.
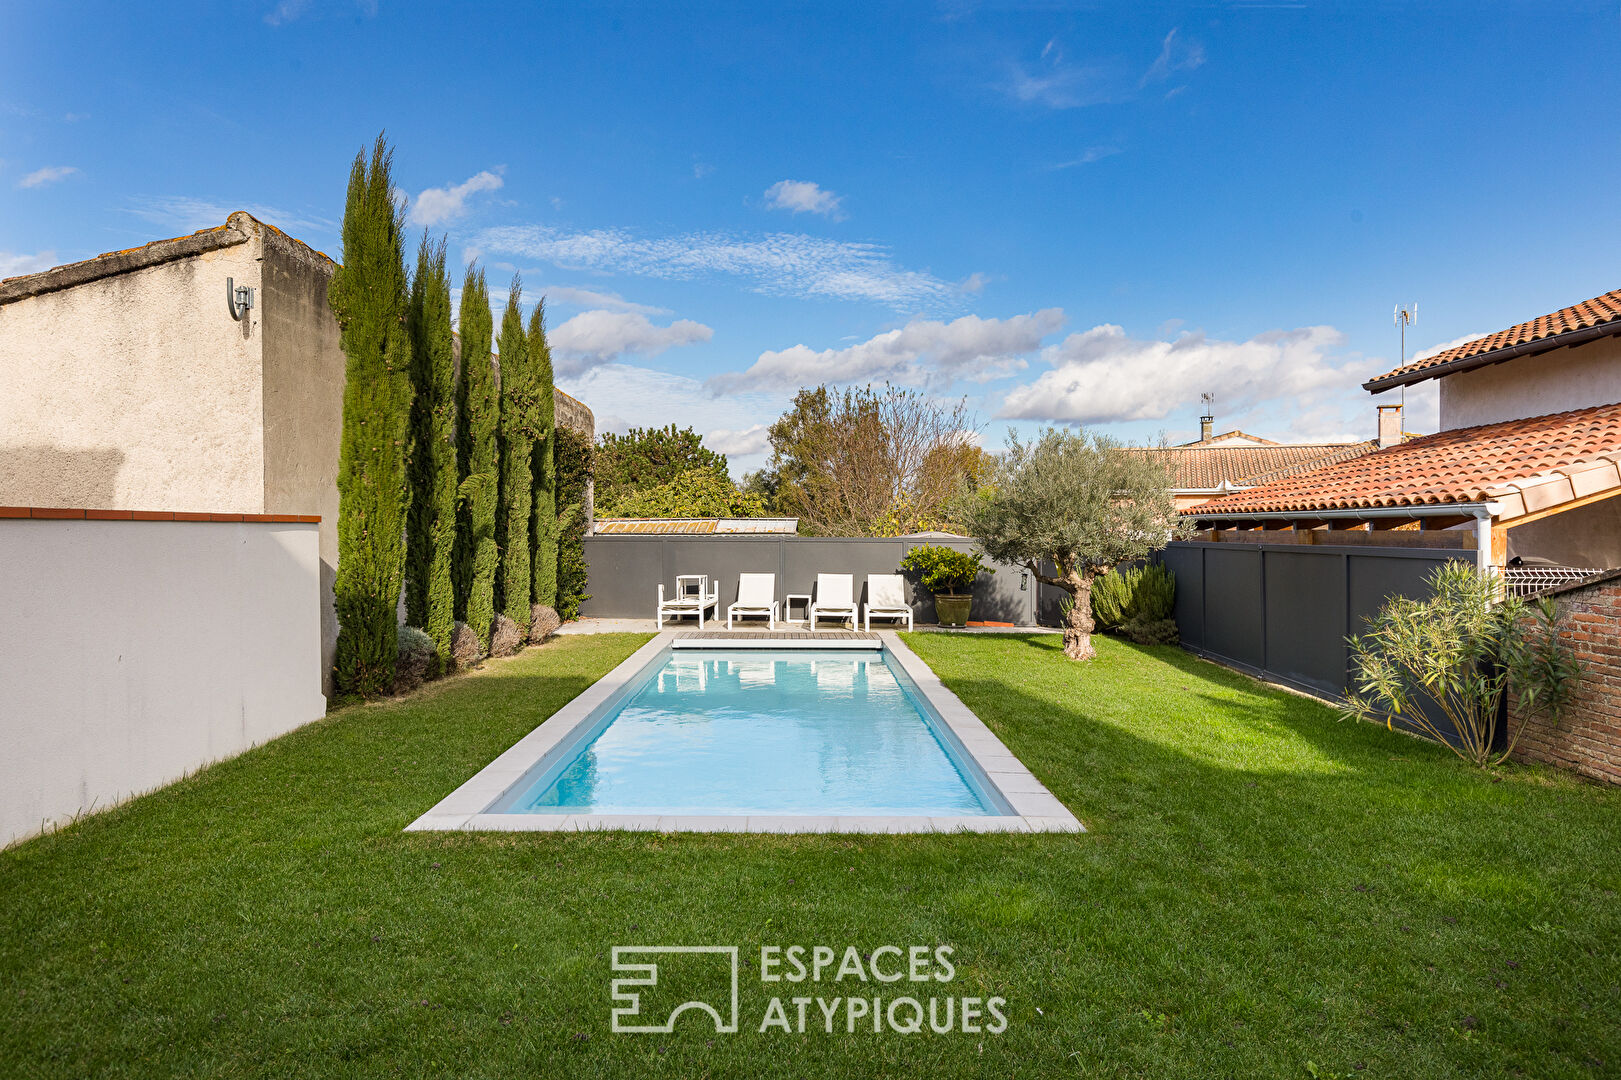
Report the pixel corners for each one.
[0,212,593,695]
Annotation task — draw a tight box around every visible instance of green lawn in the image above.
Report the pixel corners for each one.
[2,632,1617,1078]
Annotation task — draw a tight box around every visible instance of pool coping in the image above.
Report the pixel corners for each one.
[405,632,1084,835]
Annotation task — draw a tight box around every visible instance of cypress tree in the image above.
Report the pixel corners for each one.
[455,266,499,652]
[404,234,457,664]
[329,135,413,700]
[528,299,558,609]
[495,276,536,630]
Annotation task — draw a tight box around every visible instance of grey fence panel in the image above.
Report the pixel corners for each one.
[1166,541,1468,700]
[581,536,1041,624]
[1202,546,1267,673]
[1162,545,1204,650]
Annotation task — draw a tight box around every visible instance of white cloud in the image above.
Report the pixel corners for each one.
[17,165,77,188]
[125,196,337,236]
[705,424,772,458]
[476,224,958,310]
[0,250,58,278]
[764,179,846,220]
[959,271,991,295]
[1141,28,1205,86]
[264,0,309,25]
[998,323,1354,425]
[693,162,715,179]
[540,285,669,315]
[548,310,713,374]
[408,170,504,227]
[1002,40,1118,109]
[708,309,1065,394]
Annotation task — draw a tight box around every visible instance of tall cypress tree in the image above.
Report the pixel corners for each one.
[528,299,558,610]
[495,276,536,630]
[329,135,413,700]
[455,266,499,652]
[404,234,457,664]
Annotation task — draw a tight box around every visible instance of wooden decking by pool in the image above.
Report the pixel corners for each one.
[670,628,881,649]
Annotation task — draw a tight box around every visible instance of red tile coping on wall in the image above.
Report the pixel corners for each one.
[0,506,319,523]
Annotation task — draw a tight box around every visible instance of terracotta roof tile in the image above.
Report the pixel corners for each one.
[1182,401,1621,516]
[1365,287,1621,388]
[1142,442,1373,491]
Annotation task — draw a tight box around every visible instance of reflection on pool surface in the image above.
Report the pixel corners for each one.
[495,650,1004,816]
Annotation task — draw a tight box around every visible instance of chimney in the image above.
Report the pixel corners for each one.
[1377,404,1403,448]
[1199,412,1214,442]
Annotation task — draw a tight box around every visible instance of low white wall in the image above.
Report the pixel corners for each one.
[1,518,326,847]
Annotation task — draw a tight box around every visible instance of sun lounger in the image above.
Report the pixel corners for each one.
[863,573,913,631]
[809,573,856,631]
[727,572,779,630]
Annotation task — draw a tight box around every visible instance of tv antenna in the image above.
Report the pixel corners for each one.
[1394,303,1418,411]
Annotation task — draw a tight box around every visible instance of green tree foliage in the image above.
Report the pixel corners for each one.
[454,266,499,652]
[528,301,558,609]
[1345,562,1580,767]
[553,425,594,620]
[328,135,414,700]
[495,277,539,629]
[898,544,985,595]
[404,235,457,666]
[762,384,984,536]
[607,467,768,519]
[594,425,729,514]
[960,427,1187,661]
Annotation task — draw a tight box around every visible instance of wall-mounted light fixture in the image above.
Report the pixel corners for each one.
[226,277,255,321]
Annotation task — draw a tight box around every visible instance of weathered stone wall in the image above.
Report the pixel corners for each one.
[1513,570,1621,785]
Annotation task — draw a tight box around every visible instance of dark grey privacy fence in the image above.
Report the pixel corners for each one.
[581,535,1068,625]
[1162,541,1468,699]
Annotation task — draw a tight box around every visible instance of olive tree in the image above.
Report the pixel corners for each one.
[960,428,1187,661]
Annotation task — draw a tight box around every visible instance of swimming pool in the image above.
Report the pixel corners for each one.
[409,633,1082,834]
[491,650,1008,817]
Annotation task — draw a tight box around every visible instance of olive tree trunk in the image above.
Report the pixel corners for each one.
[1062,567,1096,661]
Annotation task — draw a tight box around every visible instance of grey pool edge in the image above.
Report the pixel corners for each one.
[405,631,1084,835]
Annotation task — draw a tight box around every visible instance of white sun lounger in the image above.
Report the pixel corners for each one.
[809,573,857,631]
[727,572,779,630]
[863,573,913,632]
[657,574,720,628]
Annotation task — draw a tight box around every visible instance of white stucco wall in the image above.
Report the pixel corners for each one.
[1439,335,1621,430]
[0,242,266,511]
[0,519,326,848]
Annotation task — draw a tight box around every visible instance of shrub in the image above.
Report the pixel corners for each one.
[1091,564,1176,631]
[1091,570,1130,630]
[1122,615,1179,646]
[899,544,984,595]
[392,625,436,695]
[529,604,561,644]
[449,621,482,669]
[489,613,523,658]
[1344,562,1580,768]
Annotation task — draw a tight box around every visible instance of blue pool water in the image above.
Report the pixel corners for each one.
[495,649,1005,816]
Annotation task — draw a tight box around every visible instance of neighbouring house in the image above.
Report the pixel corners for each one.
[592,517,799,535]
[1141,408,1382,510]
[0,212,593,695]
[1184,286,1621,579]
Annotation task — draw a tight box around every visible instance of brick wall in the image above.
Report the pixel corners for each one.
[1512,570,1621,785]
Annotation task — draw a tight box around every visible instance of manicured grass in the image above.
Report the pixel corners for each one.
[2,632,1617,1077]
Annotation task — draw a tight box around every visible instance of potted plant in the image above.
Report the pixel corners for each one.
[899,545,985,627]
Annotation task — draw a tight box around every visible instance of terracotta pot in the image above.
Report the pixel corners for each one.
[934,594,972,627]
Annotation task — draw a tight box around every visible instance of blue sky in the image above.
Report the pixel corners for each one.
[5,2,1620,476]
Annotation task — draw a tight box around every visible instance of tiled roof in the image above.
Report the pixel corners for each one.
[1183,401,1621,520]
[1365,287,1621,389]
[1142,442,1374,491]
[593,517,799,535]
